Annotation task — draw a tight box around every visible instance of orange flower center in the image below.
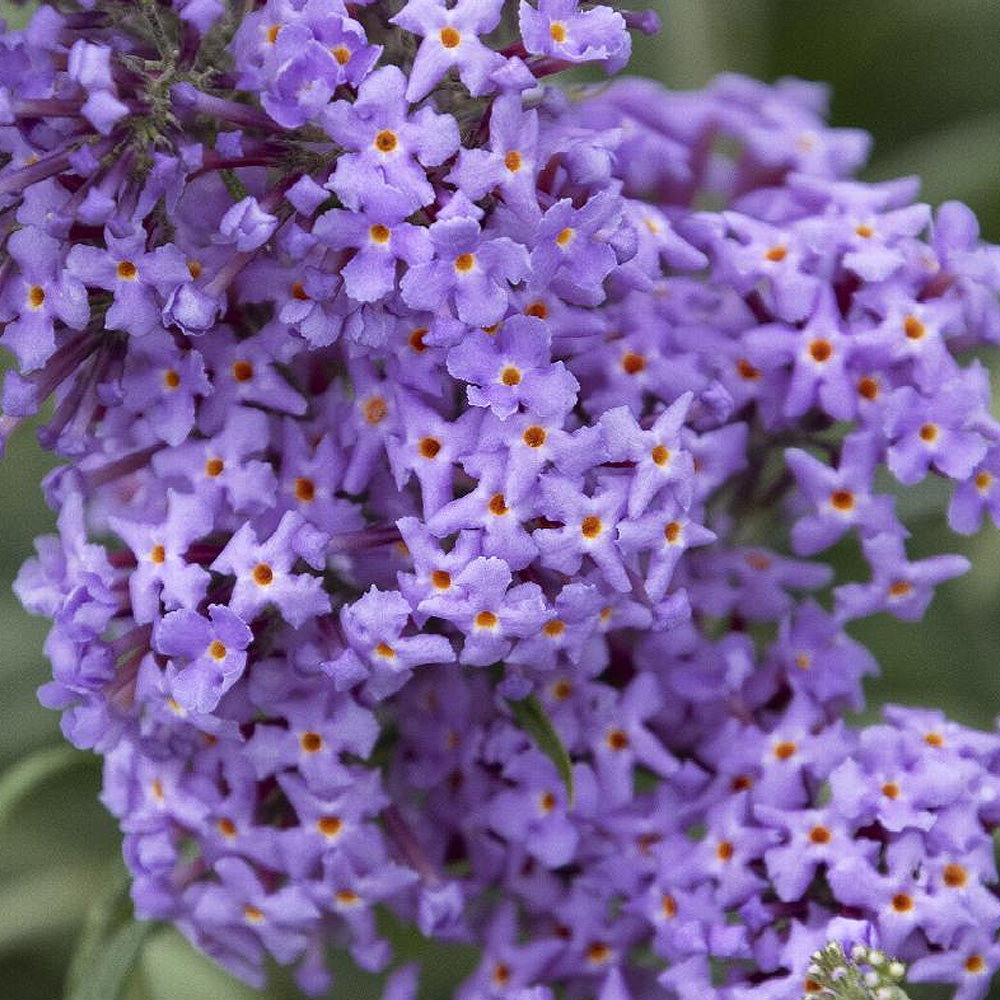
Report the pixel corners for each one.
[586,942,611,965]
[300,732,323,753]
[523,425,546,447]
[317,815,343,837]
[294,477,315,502]
[363,395,388,424]
[830,489,855,511]
[809,338,833,363]
[943,863,968,888]
[890,892,913,913]
[606,729,629,751]
[857,375,879,400]
[652,445,670,466]
[232,360,254,382]
[374,129,398,153]
[553,679,573,700]
[419,436,441,459]
[622,351,646,375]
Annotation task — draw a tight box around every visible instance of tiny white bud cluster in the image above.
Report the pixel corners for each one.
[803,942,912,1000]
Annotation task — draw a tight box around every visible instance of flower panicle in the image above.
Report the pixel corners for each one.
[3,1,1000,998]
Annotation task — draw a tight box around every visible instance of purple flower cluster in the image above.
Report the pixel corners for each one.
[4,2,1000,998]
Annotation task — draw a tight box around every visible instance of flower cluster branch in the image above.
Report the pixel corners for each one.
[2,1,1000,998]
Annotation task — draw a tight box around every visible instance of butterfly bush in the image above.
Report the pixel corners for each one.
[4,2,1000,998]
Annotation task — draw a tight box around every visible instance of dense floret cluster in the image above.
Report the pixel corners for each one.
[3,2,1000,998]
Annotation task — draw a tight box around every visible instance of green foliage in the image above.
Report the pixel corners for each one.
[0,744,80,827]
[507,692,575,804]
[68,921,157,1000]
[64,864,136,998]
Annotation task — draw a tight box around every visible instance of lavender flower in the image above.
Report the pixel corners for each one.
[391,0,505,102]
[400,214,530,326]
[0,226,88,371]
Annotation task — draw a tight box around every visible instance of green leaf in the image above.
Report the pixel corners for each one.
[67,919,155,1000]
[142,928,267,1000]
[506,693,574,806]
[0,864,106,952]
[869,111,1000,210]
[64,862,133,998]
[220,168,249,202]
[0,2,38,29]
[0,744,80,827]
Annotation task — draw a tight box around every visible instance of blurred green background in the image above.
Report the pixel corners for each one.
[2,1,1000,998]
